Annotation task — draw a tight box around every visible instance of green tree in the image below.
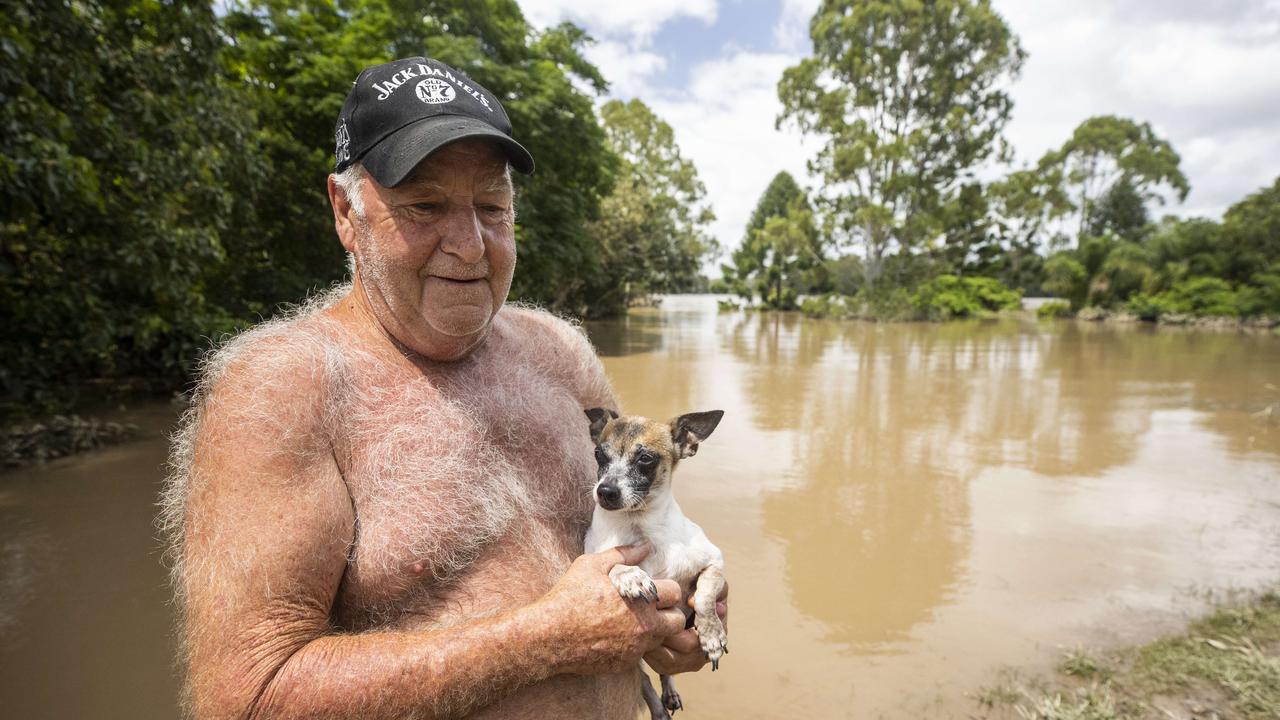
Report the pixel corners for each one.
[1,0,257,412]
[750,198,824,309]
[1086,176,1151,242]
[1219,175,1280,283]
[777,0,1025,289]
[585,99,716,317]
[217,0,614,315]
[1041,115,1189,243]
[726,171,807,300]
[989,162,1072,251]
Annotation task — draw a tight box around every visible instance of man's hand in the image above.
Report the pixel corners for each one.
[538,543,687,675]
[643,581,729,675]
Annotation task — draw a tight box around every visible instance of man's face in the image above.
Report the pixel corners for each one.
[346,140,516,360]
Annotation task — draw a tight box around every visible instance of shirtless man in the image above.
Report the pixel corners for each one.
[161,57,722,719]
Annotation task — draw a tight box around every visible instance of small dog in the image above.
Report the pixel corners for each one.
[583,407,728,720]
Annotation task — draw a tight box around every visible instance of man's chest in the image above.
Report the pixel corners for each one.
[331,355,597,623]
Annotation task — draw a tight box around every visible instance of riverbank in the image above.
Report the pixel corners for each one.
[3,415,140,469]
[974,588,1280,720]
[1034,299,1280,331]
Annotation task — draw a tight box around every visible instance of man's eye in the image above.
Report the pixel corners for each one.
[594,447,609,466]
[412,202,443,212]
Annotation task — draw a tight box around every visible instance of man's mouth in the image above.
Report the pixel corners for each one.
[432,274,485,284]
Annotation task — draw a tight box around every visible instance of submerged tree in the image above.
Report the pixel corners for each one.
[777,0,1025,289]
[585,99,716,317]
[726,171,814,303]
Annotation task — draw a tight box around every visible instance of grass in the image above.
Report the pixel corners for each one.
[975,590,1280,720]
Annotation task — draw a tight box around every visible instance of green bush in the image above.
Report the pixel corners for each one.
[799,294,837,317]
[1043,254,1089,310]
[1125,293,1173,321]
[912,275,1022,320]
[1163,277,1241,317]
[1037,300,1073,319]
[1242,262,1280,316]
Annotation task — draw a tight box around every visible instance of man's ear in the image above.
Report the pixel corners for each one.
[327,173,360,254]
[584,407,618,443]
[670,410,724,459]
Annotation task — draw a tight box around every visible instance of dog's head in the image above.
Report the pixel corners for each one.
[583,408,724,512]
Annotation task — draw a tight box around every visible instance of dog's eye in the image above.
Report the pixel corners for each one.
[637,452,657,467]
[594,447,609,466]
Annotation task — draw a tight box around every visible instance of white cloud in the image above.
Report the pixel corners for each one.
[998,0,1280,217]
[647,51,821,259]
[519,0,717,43]
[774,0,820,51]
[582,40,668,98]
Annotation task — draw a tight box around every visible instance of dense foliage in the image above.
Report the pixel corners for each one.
[584,99,715,317]
[1,0,716,416]
[1,0,255,410]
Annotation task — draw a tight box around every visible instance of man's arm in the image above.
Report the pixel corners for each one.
[179,360,686,720]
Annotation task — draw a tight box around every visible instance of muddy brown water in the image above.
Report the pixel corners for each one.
[2,295,1278,719]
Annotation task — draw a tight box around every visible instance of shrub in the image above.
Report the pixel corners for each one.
[1164,277,1241,317]
[855,287,918,321]
[1125,293,1173,321]
[1241,262,1280,316]
[912,275,1022,320]
[967,276,1024,311]
[799,294,840,318]
[1037,300,1073,319]
[1043,254,1089,310]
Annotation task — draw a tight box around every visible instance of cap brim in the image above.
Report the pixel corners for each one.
[361,116,535,187]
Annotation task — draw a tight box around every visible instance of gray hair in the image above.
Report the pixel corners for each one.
[333,162,369,218]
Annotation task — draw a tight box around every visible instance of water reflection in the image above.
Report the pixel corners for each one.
[719,312,1279,662]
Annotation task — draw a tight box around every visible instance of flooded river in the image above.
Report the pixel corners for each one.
[2,295,1278,719]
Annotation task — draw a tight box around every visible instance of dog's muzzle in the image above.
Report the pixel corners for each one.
[596,483,624,511]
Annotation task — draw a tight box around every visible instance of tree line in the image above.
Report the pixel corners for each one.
[721,0,1280,324]
[0,0,715,415]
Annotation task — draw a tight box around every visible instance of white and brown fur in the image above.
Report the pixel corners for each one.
[583,408,728,720]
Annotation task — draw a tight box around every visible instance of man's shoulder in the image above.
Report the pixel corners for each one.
[499,304,596,360]
[195,293,346,413]
[496,304,613,407]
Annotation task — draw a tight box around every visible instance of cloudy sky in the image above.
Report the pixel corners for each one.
[516,0,1280,259]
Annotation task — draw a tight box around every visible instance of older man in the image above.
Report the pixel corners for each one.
[163,57,721,719]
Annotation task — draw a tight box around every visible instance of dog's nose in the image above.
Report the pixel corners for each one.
[596,484,622,507]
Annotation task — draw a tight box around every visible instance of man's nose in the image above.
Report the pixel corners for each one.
[438,207,485,263]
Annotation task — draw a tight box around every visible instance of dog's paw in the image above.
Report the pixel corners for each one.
[611,565,658,602]
[695,613,728,670]
[662,686,682,714]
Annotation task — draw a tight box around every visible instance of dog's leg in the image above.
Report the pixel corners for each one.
[639,666,671,720]
[660,674,682,714]
[609,564,659,602]
[691,565,728,669]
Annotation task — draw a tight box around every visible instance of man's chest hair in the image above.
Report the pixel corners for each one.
[330,341,596,617]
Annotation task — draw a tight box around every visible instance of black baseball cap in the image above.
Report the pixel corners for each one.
[333,56,534,186]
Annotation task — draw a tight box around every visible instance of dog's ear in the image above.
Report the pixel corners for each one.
[670,410,724,459]
[584,407,618,443]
